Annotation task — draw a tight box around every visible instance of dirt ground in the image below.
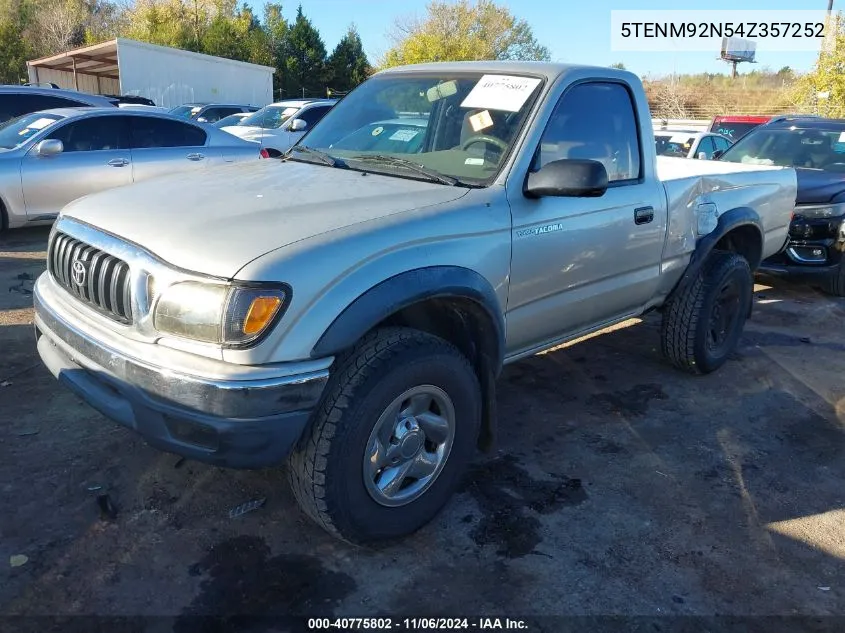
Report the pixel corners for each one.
[1,227,844,630]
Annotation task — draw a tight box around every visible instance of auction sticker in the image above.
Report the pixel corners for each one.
[389,128,419,142]
[461,75,542,112]
[469,110,494,132]
[372,126,384,136]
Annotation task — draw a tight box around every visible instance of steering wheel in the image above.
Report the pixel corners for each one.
[461,135,508,153]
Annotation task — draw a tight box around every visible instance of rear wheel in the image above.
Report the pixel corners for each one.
[287,327,481,544]
[661,251,753,374]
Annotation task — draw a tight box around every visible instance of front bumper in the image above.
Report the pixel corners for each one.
[759,215,844,280]
[34,279,330,469]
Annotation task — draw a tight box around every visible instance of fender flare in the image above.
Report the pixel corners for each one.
[669,206,763,301]
[311,266,505,371]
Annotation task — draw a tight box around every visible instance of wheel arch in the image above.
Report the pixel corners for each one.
[312,266,505,451]
[669,206,763,303]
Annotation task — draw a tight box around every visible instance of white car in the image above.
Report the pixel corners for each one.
[222,99,336,157]
[654,130,733,159]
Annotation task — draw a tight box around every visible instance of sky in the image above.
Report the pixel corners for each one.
[245,0,830,77]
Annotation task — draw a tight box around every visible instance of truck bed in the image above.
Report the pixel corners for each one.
[656,156,797,268]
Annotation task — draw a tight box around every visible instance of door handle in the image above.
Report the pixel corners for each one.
[186,153,205,161]
[107,158,129,167]
[634,206,654,225]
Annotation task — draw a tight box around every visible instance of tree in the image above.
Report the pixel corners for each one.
[791,12,845,117]
[263,2,288,95]
[282,4,326,98]
[325,24,369,93]
[381,0,550,68]
[0,0,33,83]
[609,62,626,70]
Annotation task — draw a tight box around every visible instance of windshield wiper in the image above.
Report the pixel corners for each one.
[349,154,460,186]
[286,145,345,168]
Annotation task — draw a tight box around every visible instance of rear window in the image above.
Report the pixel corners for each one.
[655,134,695,157]
[709,120,766,142]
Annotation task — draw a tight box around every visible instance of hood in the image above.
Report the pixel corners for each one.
[61,160,469,279]
[795,168,845,205]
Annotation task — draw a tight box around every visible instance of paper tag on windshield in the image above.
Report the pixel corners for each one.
[461,75,542,112]
[838,131,845,143]
[465,157,485,165]
[469,110,494,132]
[389,129,419,142]
[29,118,55,130]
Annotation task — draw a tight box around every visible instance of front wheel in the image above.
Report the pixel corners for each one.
[661,251,753,374]
[287,327,481,544]
[821,263,845,297]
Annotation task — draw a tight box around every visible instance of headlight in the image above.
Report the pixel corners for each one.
[153,281,287,346]
[794,203,845,219]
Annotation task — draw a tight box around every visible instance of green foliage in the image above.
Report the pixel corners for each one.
[609,62,626,70]
[791,13,845,117]
[281,5,327,98]
[0,0,34,83]
[381,0,550,68]
[325,24,369,93]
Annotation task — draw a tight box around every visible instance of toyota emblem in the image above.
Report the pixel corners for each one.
[71,259,87,286]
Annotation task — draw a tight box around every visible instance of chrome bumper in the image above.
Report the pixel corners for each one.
[33,280,329,419]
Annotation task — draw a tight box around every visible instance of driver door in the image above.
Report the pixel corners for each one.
[21,115,133,220]
[506,82,667,354]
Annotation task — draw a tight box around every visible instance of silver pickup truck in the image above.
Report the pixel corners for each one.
[33,62,796,544]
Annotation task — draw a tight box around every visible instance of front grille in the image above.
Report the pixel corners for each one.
[48,232,133,323]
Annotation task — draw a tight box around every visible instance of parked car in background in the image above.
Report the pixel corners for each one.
[222,99,336,156]
[654,130,732,159]
[168,103,259,124]
[117,104,169,113]
[0,108,260,231]
[717,116,845,295]
[709,115,773,142]
[214,112,251,128]
[0,85,116,123]
[33,61,796,545]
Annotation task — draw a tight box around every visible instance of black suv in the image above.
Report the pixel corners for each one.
[0,85,116,123]
[718,116,845,296]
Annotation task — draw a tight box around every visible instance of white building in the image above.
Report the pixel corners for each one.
[27,38,275,108]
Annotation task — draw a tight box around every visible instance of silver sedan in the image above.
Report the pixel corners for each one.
[0,107,261,231]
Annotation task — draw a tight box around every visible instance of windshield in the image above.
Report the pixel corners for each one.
[719,126,845,171]
[0,112,63,149]
[215,114,247,128]
[169,105,202,119]
[297,72,544,185]
[710,121,764,142]
[655,134,695,157]
[240,105,300,129]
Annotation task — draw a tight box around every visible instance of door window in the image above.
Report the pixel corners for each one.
[696,136,716,158]
[535,82,641,182]
[129,117,207,148]
[714,136,732,152]
[47,116,129,152]
[297,105,332,128]
[200,107,240,122]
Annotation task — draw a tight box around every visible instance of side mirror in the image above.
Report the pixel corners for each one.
[34,139,63,157]
[289,118,307,132]
[712,149,724,160]
[697,151,707,160]
[524,159,608,198]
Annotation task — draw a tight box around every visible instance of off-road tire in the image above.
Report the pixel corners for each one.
[821,263,845,297]
[661,251,753,374]
[287,327,481,544]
